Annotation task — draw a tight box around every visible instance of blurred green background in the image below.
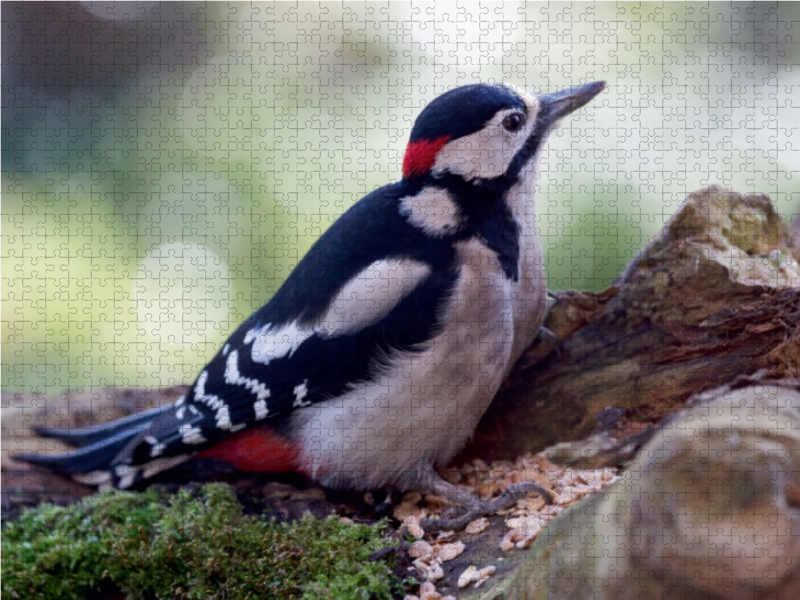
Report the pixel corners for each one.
[3,2,800,392]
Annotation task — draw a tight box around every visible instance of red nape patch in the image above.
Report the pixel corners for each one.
[402,135,451,179]
[197,426,299,473]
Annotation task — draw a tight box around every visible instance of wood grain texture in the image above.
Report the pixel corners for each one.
[457,185,800,463]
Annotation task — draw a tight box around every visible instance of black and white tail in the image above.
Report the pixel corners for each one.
[14,404,180,487]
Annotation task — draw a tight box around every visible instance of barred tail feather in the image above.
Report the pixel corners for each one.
[14,403,182,489]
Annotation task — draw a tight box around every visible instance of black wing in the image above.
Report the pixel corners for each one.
[114,181,460,469]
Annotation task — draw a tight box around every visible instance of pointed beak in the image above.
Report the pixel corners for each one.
[541,81,606,125]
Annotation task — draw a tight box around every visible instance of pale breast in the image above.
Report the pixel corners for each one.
[504,164,548,368]
[290,237,520,491]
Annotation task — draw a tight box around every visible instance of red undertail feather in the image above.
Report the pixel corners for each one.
[197,426,299,473]
[402,135,451,179]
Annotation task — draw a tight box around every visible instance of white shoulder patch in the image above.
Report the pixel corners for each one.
[399,186,463,237]
[245,258,431,363]
[317,258,432,336]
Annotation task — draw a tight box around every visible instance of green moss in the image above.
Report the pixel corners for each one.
[3,483,403,600]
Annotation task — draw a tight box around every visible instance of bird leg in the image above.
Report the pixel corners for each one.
[419,474,553,533]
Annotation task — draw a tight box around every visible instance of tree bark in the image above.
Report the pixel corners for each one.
[457,185,800,464]
[471,381,800,600]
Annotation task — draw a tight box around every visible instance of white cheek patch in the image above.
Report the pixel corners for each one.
[433,127,512,181]
[432,91,541,182]
[399,187,463,237]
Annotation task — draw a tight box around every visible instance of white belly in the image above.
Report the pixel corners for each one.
[290,236,546,491]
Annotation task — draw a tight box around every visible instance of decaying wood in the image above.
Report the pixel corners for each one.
[470,381,800,600]
[456,185,800,464]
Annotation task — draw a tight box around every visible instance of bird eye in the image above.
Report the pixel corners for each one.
[502,113,525,133]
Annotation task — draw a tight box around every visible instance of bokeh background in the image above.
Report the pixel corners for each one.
[4,1,800,392]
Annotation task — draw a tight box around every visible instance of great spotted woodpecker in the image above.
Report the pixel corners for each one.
[19,81,606,531]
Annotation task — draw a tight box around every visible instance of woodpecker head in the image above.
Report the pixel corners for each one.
[402,81,606,184]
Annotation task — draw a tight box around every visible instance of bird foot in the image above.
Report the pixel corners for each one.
[538,326,565,358]
[421,481,553,533]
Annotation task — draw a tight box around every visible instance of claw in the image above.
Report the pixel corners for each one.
[538,326,565,358]
[421,481,553,533]
[421,506,481,533]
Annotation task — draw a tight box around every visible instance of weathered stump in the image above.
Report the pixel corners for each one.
[472,382,800,600]
[458,185,800,465]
